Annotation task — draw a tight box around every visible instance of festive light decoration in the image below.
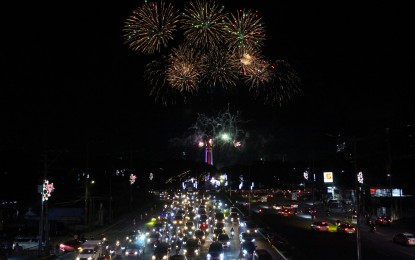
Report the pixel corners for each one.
[357,172,364,184]
[130,174,137,184]
[304,171,309,180]
[42,180,54,201]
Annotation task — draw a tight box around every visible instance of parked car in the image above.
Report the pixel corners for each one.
[311,221,329,232]
[393,233,415,246]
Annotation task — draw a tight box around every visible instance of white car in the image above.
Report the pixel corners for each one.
[12,237,41,251]
[393,233,415,246]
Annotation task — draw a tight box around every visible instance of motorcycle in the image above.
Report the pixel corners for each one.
[370,224,376,232]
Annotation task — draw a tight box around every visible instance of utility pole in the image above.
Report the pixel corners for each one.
[84,142,89,226]
[353,139,361,260]
[38,152,48,256]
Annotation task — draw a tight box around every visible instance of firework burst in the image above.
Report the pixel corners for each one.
[201,46,239,88]
[123,1,179,54]
[225,9,266,52]
[166,45,204,93]
[145,59,194,105]
[181,0,228,48]
[244,58,275,87]
[249,60,301,106]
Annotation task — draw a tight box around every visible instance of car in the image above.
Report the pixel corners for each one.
[59,239,83,252]
[12,237,42,251]
[311,221,329,232]
[76,245,101,260]
[305,208,316,215]
[217,234,230,248]
[212,228,225,240]
[147,233,161,245]
[215,222,225,230]
[169,255,187,260]
[194,230,206,243]
[253,249,273,260]
[230,212,239,222]
[152,243,170,260]
[239,232,255,243]
[245,221,258,234]
[185,221,195,231]
[173,215,184,225]
[337,223,356,234]
[240,241,256,259]
[280,209,291,216]
[124,243,144,258]
[215,212,225,223]
[199,214,208,223]
[376,216,391,226]
[207,242,224,260]
[393,233,415,246]
[187,212,196,221]
[183,238,200,257]
[200,222,209,233]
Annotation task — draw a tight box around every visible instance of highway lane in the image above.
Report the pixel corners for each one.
[228,193,415,260]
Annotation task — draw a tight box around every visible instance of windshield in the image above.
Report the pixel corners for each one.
[186,240,199,247]
[209,243,223,252]
[81,249,94,254]
[218,234,229,241]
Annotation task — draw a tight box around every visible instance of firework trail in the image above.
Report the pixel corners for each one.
[123,1,179,54]
[181,0,228,48]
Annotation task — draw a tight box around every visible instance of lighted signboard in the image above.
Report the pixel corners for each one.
[323,172,333,183]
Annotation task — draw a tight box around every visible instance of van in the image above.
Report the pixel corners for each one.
[76,240,102,260]
[12,237,41,251]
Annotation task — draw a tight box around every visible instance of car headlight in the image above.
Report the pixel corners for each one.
[76,258,80,260]
[243,249,248,255]
[88,257,93,260]
[220,253,224,259]
[227,241,230,245]
[207,253,211,258]
[163,256,167,259]
[152,256,156,260]
[202,236,205,239]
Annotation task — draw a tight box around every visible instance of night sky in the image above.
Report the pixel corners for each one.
[1,1,413,200]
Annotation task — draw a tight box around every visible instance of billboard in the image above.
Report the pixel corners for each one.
[323,172,333,183]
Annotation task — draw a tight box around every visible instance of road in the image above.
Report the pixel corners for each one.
[10,191,285,260]
[227,192,415,260]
